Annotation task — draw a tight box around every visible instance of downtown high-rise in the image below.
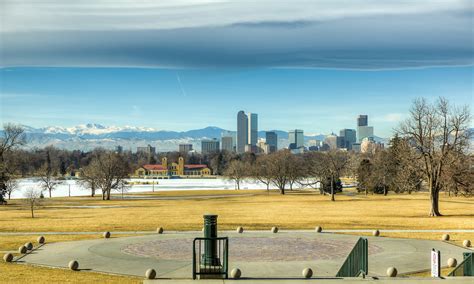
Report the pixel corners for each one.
[237,111,258,153]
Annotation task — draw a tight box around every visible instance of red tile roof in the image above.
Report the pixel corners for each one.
[143,164,166,171]
[184,164,208,169]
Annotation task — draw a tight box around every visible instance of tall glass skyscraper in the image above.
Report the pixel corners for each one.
[288,129,304,149]
[237,111,258,153]
[357,114,374,142]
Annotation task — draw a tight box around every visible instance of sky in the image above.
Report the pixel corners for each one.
[0,0,473,137]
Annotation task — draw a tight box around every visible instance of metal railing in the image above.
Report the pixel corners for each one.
[448,252,473,277]
[192,237,228,279]
[336,237,368,277]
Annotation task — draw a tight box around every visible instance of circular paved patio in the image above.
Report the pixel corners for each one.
[18,231,470,278]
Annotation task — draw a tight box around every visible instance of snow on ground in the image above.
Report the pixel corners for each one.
[10,178,274,199]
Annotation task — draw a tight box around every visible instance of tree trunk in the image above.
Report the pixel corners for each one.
[266,183,269,191]
[384,186,387,196]
[31,205,34,218]
[331,176,335,201]
[106,188,111,200]
[49,189,52,198]
[91,185,95,197]
[8,192,11,200]
[429,189,442,216]
[280,186,285,195]
[236,180,240,190]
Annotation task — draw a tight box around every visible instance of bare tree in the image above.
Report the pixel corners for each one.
[224,160,248,190]
[267,150,293,195]
[399,97,471,216]
[39,150,61,198]
[0,124,26,204]
[4,178,19,200]
[253,155,273,191]
[312,150,350,201]
[24,188,42,218]
[81,150,130,200]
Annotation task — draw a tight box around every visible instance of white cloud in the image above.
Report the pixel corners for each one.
[0,0,472,69]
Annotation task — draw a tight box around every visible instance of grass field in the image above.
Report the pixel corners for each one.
[1,189,472,283]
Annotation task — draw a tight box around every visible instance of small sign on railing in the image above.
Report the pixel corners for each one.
[431,249,441,277]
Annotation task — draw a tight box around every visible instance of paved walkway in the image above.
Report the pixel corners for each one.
[16,231,471,279]
[2,229,474,235]
[144,278,474,283]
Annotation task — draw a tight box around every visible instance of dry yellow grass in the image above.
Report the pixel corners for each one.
[0,262,141,284]
[0,190,472,283]
[1,190,472,232]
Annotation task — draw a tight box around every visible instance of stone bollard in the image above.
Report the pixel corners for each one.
[447,258,457,268]
[37,236,45,244]
[18,245,27,254]
[463,240,471,248]
[271,227,279,233]
[68,260,79,271]
[231,268,241,279]
[145,268,156,279]
[3,253,13,262]
[103,231,111,239]
[442,234,450,241]
[386,267,397,277]
[236,226,244,233]
[156,227,164,234]
[302,268,313,279]
[25,242,33,251]
[372,230,380,237]
[315,226,322,233]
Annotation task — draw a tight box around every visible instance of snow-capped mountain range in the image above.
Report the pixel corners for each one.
[6,123,384,152]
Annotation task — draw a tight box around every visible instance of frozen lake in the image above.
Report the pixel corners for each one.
[10,178,277,199]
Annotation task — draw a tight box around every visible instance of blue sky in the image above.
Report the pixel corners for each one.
[0,1,473,137]
[1,66,472,137]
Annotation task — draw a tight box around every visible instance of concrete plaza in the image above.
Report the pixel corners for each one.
[17,231,470,280]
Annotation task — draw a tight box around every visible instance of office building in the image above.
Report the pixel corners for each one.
[201,139,220,154]
[357,115,368,127]
[115,145,123,154]
[324,134,338,150]
[358,126,374,142]
[339,129,357,150]
[137,144,156,155]
[237,111,258,153]
[179,144,193,153]
[221,136,234,152]
[288,129,304,150]
[265,131,278,153]
[357,115,374,142]
[257,139,271,154]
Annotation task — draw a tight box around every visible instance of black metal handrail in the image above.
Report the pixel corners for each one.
[192,237,228,279]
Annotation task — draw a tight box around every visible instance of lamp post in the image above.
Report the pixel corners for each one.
[202,214,220,266]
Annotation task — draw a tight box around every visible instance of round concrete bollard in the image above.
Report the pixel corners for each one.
[271,227,278,233]
[3,253,13,262]
[25,242,33,251]
[68,260,79,271]
[315,226,322,233]
[442,234,450,241]
[386,267,397,277]
[236,226,244,233]
[447,258,457,268]
[37,236,45,244]
[373,230,380,237]
[18,245,27,254]
[156,227,164,234]
[231,268,241,279]
[302,268,313,279]
[145,268,156,279]
[463,240,471,248]
[103,231,111,239]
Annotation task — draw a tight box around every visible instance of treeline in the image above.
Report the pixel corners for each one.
[1,97,472,216]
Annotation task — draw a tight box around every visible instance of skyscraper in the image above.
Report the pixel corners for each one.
[179,144,193,153]
[248,113,258,147]
[357,115,368,127]
[237,111,248,153]
[357,115,374,142]
[339,129,357,150]
[237,111,258,153]
[265,131,278,153]
[221,136,234,152]
[288,129,304,150]
[201,139,220,154]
